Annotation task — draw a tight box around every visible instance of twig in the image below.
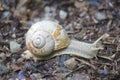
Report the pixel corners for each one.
[75,58,97,70]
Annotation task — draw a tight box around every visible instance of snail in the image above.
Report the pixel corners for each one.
[22,20,109,60]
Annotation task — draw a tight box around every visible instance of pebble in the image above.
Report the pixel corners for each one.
[64,58,77,70]
[26,21,33,27]
[17,70,26,80]
[67,73,90,80]
[0,63,9,76]
[44,6,51,13]
[44,6,56,19]
[17,58,24,63]
[74,29,86,40]
[11,34,16,38]
[30,73,42,80]
[21,50,34,59]
[10,41,21,53]
[59,10,67,20]
[89,1,100,7]
[8,78,15,80]
[94,12,107,21]
[0,52,6,60]
[2,11,10,18]
[54,72,68,80]
[98,69,108,77]
[74,1,84,8]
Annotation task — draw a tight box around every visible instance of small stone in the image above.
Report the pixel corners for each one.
[59,10,67,20]
[8,78,15,80]
[30,73,42,80]
[74,29,86,40]
[89,1,100,7]
[0,63,9,76]
[21,50,38,62]
[54,73,68,80]
[44,6,51,13]
[2,11,10,18]
[94,12,107,21]
[67,73,90,80]
[17,70,26,80]
[44,6,56,19]
[0,52,6,60]
[98,69,108,76]
[26,21,33,27]
[11,34,16,38]
[33,18,41,23]
[64,58,77,70]
[21,50,34,59]
[17,58,24,63]
[74,1,84,8]
[10,41,21,53]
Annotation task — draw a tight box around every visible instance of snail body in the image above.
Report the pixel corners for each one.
[22,20,109,60]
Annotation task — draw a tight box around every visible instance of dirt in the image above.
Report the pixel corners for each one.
[0,0,120,80]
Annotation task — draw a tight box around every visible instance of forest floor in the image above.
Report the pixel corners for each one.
[0,0,120,80]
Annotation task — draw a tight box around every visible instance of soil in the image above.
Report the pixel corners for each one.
[0,0,120,80]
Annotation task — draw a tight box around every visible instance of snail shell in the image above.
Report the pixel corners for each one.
[26,20,70,57]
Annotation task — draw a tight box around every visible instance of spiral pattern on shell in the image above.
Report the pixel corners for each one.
[32,31,46,48]
[26,31,55,57]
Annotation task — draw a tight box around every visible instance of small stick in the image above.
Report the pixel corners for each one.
[75,58,97,70]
